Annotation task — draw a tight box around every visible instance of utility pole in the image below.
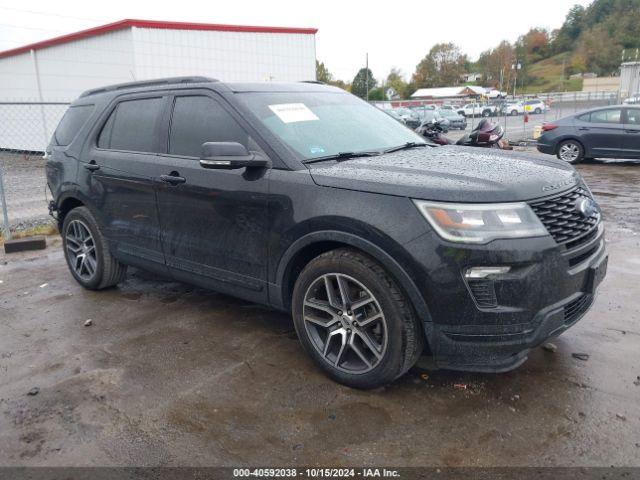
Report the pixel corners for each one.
[560,56,566,92]
[365,53,369,102]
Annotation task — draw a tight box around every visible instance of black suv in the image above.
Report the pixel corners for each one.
[46,77,608,389]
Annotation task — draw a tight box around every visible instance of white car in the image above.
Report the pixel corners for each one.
[486,89,507,99]
[501,102,525,116]
[522,99,547,114]
[623,94,640,105]
[457,103,497,117]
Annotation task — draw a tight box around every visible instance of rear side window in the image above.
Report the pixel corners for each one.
[98,97,164,152]
[577,113,591,122]
[54,105,94,146]
[590,109,622,124]
[169,96,249,157]
[626,109,640,125]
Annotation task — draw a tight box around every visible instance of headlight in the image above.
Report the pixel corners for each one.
[413,200,548,244]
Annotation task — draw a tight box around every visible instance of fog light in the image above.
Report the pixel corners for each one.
[464,266,511,279]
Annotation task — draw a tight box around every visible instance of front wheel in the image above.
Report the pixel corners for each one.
[535,107,542,114]
[482,110,491,117]
[62,206,127,290]
[511,110,518,116]
[292,249,423,389]
[557,140,584,164]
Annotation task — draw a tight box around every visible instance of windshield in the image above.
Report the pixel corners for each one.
[237,91,426,161]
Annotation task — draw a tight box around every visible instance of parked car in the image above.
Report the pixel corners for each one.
[623,94,640,105]
[500,102,525,116]
[523,99,547,114]
[436,108,467,129]
[47,77,607,389]
[486,89,507,99]
[458,103,497,117]
[393,107,421,129]
[418,110,450,132]
[537,105,640,163]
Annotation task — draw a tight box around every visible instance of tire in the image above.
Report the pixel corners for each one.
[511,110,518,116]
[482,110,490,117]
[291,248,424,389]
[556,140,584,164]
[62,206,127,290]
[535,107,542,114]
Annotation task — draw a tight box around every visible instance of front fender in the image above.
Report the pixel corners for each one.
[269,229,434,331]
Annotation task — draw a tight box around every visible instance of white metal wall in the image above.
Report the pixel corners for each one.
[131,27,316,82]
[0,29,135,150]
[0,26,316,151]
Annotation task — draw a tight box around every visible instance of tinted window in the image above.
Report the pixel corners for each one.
[577,113,591,122]
[169,96,249,157]
[590,109,622,124]
[100,97,164,152]
[54,105,94,146]
[626,109,640,125]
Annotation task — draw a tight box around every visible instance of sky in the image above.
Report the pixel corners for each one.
[0,0,593,83]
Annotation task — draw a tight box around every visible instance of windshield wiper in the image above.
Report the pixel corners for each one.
[303,150,381,164]
[382,142,430,154]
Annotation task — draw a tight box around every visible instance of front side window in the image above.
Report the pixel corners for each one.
[169,96,251,157]
[54,104,94,146]
[237,91,426,161]
[590,109,622,124]
[98,97,164,152]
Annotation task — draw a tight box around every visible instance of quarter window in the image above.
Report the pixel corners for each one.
[98,97,164,152]
[54,105,94,146]
[169,96,250,157]
[590,109,622,124]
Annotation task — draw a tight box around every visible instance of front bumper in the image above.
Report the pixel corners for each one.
[404,220,607,372]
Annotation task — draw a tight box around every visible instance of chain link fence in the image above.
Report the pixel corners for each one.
[371,90,620,143]
[0,102,69,239]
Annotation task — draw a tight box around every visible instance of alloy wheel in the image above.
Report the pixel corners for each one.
[302,273,388,374]
[65,219,98,280]
[559,143,580,162]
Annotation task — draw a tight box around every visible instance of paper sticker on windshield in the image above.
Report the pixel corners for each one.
[269,103,318,123]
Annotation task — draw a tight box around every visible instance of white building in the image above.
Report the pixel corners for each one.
[0,19,317,150]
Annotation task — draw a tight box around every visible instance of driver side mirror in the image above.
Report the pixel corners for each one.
[199,142,270,170]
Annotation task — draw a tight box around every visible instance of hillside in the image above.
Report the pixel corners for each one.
[521,54,584,93]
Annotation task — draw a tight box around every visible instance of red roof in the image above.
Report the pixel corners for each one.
[0,19,318,59]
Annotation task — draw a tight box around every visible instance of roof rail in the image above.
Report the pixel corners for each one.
[300,80,324,84]
[80,76,218,98]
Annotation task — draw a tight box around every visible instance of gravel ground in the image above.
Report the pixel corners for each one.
[0,152,52,232]
[0,154,639,468]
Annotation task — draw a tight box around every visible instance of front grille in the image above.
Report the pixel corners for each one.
[564,294,592,324]
[467,279,498,308]
[529,187,599,246]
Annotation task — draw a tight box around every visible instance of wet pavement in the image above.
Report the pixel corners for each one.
[0,156,639,467]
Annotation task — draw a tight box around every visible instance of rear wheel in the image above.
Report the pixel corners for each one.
[557,140,584,164]
[511,110,518,116]
[482,110,491,117]
[292,248,423,389]
[62,206,127,290]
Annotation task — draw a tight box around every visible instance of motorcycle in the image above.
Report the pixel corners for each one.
[416,118,511,149]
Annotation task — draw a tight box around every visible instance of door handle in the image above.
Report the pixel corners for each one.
[159,174,186,185]
[84,161,100,171]
[625,129,640,133]
[578,127,590,131]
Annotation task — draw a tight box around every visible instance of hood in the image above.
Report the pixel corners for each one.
[308,146,581,203]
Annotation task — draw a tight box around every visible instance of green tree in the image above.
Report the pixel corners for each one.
[367,87,385,101]
[351,68,377,99]
[385,68,408,99]
[316,60,333,83]
[412,43,468,88]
